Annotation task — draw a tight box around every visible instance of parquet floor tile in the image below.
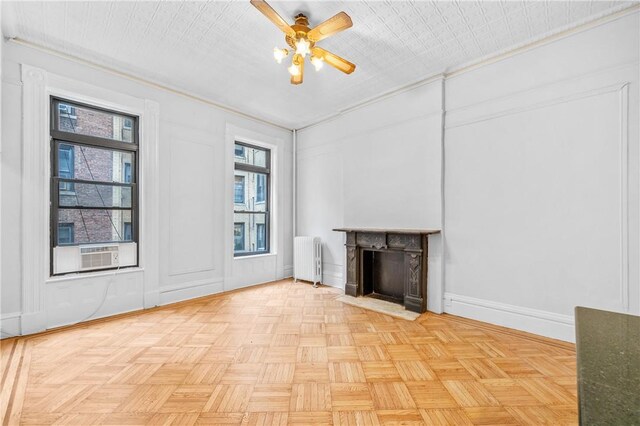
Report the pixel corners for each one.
[1,279,578,425]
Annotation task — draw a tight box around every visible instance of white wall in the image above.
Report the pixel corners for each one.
[296,11,640,342]
[0,40,293,336]
[443,12,639,342]
[296,80,445,312]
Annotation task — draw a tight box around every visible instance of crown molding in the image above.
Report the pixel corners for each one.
[6,37,293,132]
[296,4,639,132]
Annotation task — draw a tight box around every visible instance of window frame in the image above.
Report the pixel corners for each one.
[233,141,270,257]
[49,96,140,275]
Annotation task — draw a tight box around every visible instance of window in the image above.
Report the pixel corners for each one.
[123,222,132,241]
[234,223,245,251]
[256,174,266,203]
[122,117,133,142]
[123,162,132,183]
[58,223,74,245]
[235,145,245,157]
[50,97,139,274]
[234,176,245,204]
[58,144,75,192]
[234,142,270,256]
[256,223,266,250]
[58,103,77,129]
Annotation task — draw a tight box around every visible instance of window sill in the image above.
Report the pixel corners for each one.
[47,266,144,283]
[234,253,277,260]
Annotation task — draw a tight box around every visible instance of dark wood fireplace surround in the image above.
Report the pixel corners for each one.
[333,228,441,313]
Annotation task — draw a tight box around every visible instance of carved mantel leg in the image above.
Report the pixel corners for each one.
[344,232,358,297]
[404,235,428,313]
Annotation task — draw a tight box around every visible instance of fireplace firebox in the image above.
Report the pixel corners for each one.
[333,228,441,313]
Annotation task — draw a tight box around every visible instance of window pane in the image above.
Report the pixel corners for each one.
[59,181,132,208]
[234,175,245,204]
[256,223,266,250]
[58,223,75,245]
[57,209,132,244]
[56,100,136,143]
[56,143,133,183]
[234,143,267,168]
[234,222,245,252]
[123,222,133,241]
[234,171,267,212]
[233,212,267,254]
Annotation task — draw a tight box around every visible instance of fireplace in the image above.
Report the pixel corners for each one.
[333,228,441,313]
[362,250,405,304]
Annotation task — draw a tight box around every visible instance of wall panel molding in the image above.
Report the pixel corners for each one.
[448,82,631,314]
[447,79,633,130]
[20,64,48,335]
[167,136,216,277]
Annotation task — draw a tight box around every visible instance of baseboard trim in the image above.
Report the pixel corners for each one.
[0,312,22,338]
[159,278,224,306]
[443,292,575,342]
[20,311,47,336]
[321,271,344,289]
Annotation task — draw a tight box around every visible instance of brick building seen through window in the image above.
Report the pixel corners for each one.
[54,101,135,246]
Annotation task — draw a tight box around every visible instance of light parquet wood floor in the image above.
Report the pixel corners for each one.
[1,280,578,425]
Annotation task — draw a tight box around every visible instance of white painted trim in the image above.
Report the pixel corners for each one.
[320,269,344,289]
[443,292,576,342]
[296,6,639,131]
[445,60,638,121]
[619,83,630,310]
[45,267,145,283]
[5,7,638,133]
[158,279,224,306]
[20,64,48,335]
[446,81,632,129]
[445,5,640,80]
[446,82,632,314]
[0,312,22,339]
[141,99,161,309]
[7,38,291,131]
[292,129,297,239]
[19,64,161,335]
[159,277,224,293]
[224,123,285,291]
[234,253,277,261]
[283,265,293,278]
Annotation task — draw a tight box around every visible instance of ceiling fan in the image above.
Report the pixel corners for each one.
[250,0,356,85]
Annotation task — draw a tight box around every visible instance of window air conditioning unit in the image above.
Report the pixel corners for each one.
[80,245,119,271]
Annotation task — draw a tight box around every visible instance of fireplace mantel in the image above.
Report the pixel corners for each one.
[333,228,441,313]
[333,228,441,235]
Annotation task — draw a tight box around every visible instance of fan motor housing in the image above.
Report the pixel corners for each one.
[286,13,315,49]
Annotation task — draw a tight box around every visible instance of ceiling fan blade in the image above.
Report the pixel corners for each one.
[250,0,296,38]
[290,54,304,85]
[312,47,356,74]
[307,12,352,42]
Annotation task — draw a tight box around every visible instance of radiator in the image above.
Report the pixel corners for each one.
[294,236,322,287]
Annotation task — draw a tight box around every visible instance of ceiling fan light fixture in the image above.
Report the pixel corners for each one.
[288,62,301,76]
[294,38,311,57]
[273,47,289,64]
[250,0,355,84]
[311,55,323,71]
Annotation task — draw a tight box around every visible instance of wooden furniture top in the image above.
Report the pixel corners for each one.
[333,227,441,235]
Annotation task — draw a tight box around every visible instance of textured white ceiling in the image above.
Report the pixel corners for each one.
[2,1,635,128]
